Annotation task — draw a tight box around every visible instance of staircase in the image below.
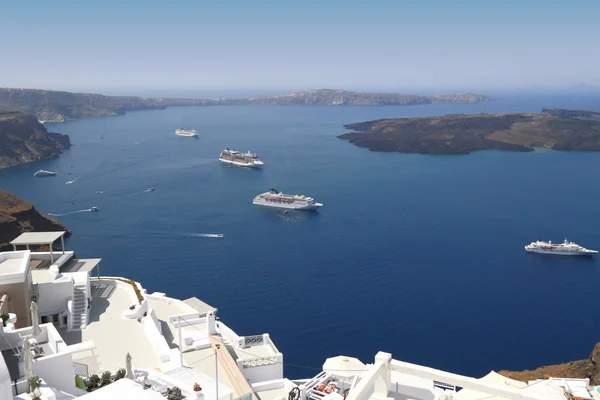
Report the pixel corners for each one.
[71,284,88,330]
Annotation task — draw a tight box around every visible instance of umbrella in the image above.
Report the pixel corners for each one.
[125,353,133,380]
[323,356,366,377]
[23,339,34,381]
[30,301,41,338]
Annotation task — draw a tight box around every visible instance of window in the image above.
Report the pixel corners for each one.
[41,316,48,323]
[52,314,59,323]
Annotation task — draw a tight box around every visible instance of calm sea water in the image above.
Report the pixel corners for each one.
[2,92,600,378]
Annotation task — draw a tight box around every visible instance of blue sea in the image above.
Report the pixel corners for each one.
[2,92,600,378]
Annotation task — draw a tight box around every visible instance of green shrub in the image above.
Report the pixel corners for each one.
[116,368,126,380]
[88,374,100,390]
[101,371,112,385]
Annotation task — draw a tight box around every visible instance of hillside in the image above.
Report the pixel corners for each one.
[0,88,493,122]
[338,109,600,155]
[0,189,70,251]
[499,343,600,385]
[0,111,71,168]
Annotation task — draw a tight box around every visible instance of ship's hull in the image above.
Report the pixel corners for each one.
[524,247,597,256]
[253,199,322,210]
[176,132,199,137]
[219,157,263,168]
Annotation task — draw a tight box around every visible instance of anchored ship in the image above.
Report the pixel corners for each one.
[219,148,264,168]
[175,128,199,137]
[253,188,323,210]
[525,239,598,256]
[33,169,57,177]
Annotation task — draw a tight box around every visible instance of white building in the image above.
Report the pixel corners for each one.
[0,231,596,400]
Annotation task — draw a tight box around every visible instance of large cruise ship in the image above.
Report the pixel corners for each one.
[175,128,199,137]
[253,188,323,210]
[219,148,264,167]
[525,239,598,256]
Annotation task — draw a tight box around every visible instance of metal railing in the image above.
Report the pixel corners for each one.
[244,335,264,347]
[241,356,278,369]
[73,361,89,378]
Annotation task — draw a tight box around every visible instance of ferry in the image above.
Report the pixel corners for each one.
[175,128,199,137]
[33,170,57,177]
[253,188,323,210]
[219,148,264,168]
[525,239,598,256]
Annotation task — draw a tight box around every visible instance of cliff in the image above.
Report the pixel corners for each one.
[0,88,493,122]
[338,109,600,155]
[0,112,71,168]
[499,343,600,385]
[0,189,70,251]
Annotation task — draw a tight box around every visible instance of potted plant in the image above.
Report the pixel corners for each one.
[28,376,42,399]
[0,313,8,327]
[115,368,126,380]
[101,371,112,386]
[87,374,100,391]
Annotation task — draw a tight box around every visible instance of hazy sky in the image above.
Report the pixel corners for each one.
[1,0,599,93]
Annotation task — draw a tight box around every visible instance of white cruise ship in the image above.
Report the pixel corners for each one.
[253,188,323,210]
[33,169,57,177]
[525,239,598,256]
[0,230,594,400]
[175,128,199,137]
[219,148,264,167]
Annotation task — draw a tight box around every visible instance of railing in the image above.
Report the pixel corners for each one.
[241,356,279,369]
[73,361,89,378]
[244,335,264,347]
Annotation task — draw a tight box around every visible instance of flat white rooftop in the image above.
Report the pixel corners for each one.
[77,378,165,400]
[11,231,66,246]
[60,280,161,372]
[0,258,23,275]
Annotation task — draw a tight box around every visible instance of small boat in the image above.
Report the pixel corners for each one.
[65,180,74,185]
[146,187,155,192]
[34,170,57,177]
[175,128,199,137]
[90,206,99,212]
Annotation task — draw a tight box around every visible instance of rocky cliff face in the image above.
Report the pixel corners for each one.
[499,343,600,385]
[0,112,71,168]
[0,189,70,251]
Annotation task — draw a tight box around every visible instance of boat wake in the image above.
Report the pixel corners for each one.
[186,233,225,238]
[48,208,96,217]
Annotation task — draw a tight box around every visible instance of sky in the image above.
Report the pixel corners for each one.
[1,0,599,94]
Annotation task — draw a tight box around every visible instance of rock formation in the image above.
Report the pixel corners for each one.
[0,111,71,168]
[0,189,70,251]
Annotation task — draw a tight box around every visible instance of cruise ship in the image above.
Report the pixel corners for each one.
[0,230,594,400]
[175,128,199,137]
[525,239,598,256]
[219,148,264,167]
[253,188,323,210]
[33,169,57,177]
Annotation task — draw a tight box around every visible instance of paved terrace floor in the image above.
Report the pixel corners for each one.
[60,280,161,373]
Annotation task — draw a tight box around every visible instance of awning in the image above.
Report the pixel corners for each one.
[11,231,66,246]
[323,356,366,377]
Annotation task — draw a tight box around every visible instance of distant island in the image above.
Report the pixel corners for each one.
[0,88,492,123]
[338,108,600,155]
[0,111,71,168]
[0,188,69,251]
